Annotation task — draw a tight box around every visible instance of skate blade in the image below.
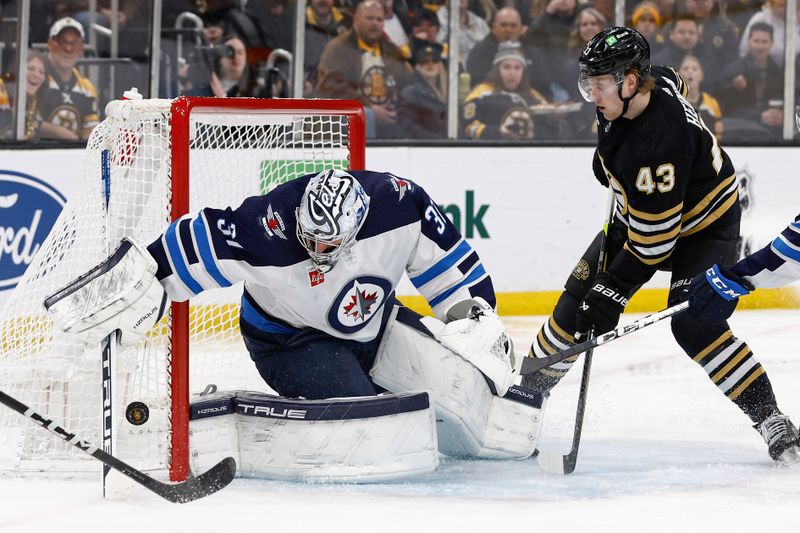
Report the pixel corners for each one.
[775,446,800,464]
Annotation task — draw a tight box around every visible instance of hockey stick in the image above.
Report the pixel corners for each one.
[0,390,236,503]
[536,190,615,476]
[520,301,690,375]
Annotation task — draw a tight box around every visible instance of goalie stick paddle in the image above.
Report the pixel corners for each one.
[520,301,690,376]
[0,390,236,503]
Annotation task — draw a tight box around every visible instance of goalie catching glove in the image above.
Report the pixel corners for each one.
[439,297,516,395]
[44,238,168,347]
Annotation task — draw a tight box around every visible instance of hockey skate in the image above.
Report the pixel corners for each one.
[755,409,800,462]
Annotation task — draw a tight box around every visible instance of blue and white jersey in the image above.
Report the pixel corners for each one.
[732,213,800,288]
[147,170,495,342]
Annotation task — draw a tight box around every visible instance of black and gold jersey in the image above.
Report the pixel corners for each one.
[462,82,547,140]
[38,65,99,140]
[591,65,739,285]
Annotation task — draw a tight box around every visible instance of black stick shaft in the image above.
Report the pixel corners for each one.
[521,301,689,375]
[0,390,235,503]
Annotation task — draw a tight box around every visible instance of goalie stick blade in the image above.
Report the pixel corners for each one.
[149,457,237,504]
[536,450,569,475]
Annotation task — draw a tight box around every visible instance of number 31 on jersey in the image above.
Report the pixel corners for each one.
[635,163,675,194]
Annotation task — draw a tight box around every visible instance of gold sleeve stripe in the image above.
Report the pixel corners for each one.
[681,174,736,221]
[628,224,682,245]
[728,366,765,400]
[540,367,566,378]
[537,328,556,354]
[466,121,486,139]
[680,191,738,238]
[628,201,684,222]
[623,242,674,265]
[548,316,575,343]
[692,330,733,363]
[711,345,752,384]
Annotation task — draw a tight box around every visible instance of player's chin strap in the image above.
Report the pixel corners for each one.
[618,84,639,117]
[618,70,647,118]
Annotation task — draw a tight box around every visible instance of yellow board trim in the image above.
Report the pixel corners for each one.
[397,286,800,316]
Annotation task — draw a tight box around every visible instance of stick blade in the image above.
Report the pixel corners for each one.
[536,450,567,475]
[157,457,236,503]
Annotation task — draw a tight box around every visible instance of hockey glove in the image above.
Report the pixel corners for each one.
[684,264,754,322]
[575,272,631,339]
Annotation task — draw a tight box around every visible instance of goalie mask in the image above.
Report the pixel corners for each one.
[296,170,370,272]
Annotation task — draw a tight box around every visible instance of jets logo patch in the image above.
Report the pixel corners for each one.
[261,204,287,240]
[389,175,413,201]
[328,276,392,333]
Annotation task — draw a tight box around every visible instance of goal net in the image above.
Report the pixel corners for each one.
[0,97,365,480]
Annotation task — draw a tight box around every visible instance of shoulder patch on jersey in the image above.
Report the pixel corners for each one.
[328,276,392,333]
[572,259,590,281]
[389,174,413,201]
[260,203,287,240]
[464,102,476,120]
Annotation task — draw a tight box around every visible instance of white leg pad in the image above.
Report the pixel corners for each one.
[188,390,438,482]
[370,306,546,459]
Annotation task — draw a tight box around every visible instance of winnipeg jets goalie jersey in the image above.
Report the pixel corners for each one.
[732,214,800,288]
[146,170,495,342]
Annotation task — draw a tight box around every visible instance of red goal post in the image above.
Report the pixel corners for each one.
[168,98,365,481]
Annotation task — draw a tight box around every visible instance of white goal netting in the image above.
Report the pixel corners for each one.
[0,97,362,477]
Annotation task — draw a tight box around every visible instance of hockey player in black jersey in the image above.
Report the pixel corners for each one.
[522,26,800,461]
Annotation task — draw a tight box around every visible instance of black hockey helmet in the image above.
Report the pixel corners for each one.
[578,26,651,115]
[579,26,651,79]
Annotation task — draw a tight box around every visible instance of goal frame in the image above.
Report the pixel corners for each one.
[167,97,365,481]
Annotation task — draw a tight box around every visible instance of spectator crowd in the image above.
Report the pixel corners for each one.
[0,0,798,141]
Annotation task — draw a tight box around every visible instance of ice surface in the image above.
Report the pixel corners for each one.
[1,311,799,533]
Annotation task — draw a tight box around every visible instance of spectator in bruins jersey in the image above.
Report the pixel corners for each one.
[630,2,665,55]
[39,17,99,140]
[679,54,723,139]
[305,0,352,94]
[523,27,800,463]
[462,41,549,140]
[316,0,412,138]
[719,22,783,141]
[397,42,447,138]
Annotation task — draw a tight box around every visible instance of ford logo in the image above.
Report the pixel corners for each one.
[0,170,66,291]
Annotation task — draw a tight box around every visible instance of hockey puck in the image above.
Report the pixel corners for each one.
[125,401,150,426]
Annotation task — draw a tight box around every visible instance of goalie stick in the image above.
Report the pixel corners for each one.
[520,301,690,376]
[535,190,615,476]
[0,389,236,503]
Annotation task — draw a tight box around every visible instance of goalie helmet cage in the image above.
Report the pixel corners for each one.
[0,97,365,482]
